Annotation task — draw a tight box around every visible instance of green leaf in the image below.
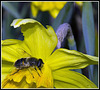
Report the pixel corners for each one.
[20,3,30,18]
[82,2,95,56]
[82,2,96,82]
[2,2,21,18]
[52,2,74,31]
[93,65,98,86]
[82,2,98,85]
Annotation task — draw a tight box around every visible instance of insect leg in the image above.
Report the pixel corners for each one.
[34,67,40,77]
[38,67,43,74]
[10,69,20,76]
[27,68,34,78]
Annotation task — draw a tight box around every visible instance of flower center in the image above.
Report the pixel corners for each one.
[2,60,53,88]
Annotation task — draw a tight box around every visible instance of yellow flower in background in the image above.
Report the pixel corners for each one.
[2,19,98,88]
[31,1,83,18]
[75,1,83,6]
[31,2,67,18]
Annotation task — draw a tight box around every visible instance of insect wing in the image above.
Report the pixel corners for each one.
[28,58,37,66]
[16,48,31,58]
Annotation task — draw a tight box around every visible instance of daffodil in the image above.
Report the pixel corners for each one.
[31,1,67,18]
[31,1,83,18]
[2,19,98,88]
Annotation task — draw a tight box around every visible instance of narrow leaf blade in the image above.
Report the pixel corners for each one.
[52,2,74,31]
[2,2,21,18]
[82,2,95,55]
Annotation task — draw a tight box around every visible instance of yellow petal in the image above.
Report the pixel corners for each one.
[36,64,53,88]
[2,60,14,82]
[40,2,55,11]
[49,9,59,18]
[11,19,58,62]
[75,1,83,6]
[31,2,42,7]
[31,2,39,17]
[54,2,67,9]
[53,69,97,88]
[2,39,21,45]
[47,48,98,70]
[2,39,30,62]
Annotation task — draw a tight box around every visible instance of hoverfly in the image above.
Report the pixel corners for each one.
[10,49,44,77]
[14,57,44,70]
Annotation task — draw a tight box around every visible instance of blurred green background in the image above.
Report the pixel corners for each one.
[2,1,98,86]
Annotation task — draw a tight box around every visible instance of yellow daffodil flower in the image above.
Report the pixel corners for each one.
[31,1,83,18]
[2,19,98,88]
[31,2,67,18]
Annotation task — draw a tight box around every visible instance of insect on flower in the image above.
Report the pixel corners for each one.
[10,49,44,77]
